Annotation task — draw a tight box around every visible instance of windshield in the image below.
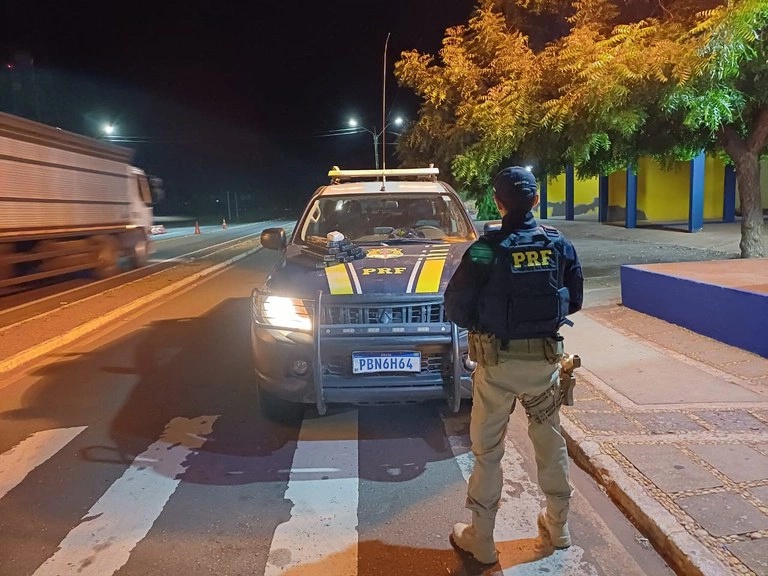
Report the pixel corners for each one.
[297,193,476,244]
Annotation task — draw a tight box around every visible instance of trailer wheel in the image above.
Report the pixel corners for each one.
[129,236,150,269]
[92,235,120,278]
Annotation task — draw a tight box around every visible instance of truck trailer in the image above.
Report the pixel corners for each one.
[0,112,155,289]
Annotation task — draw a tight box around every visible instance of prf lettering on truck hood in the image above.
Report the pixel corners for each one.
[267,242,469,297]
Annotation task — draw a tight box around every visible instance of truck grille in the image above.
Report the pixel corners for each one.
[322,302,445,325]
[324,353,446,376]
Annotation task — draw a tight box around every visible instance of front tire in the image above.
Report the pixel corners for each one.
[129,236,149,269]
[257,380,303,424]
[91,235,120,279]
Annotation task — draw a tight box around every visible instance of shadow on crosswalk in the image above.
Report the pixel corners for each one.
[264,536,556,575]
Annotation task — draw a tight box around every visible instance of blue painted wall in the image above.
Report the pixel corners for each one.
[621,265,768,358]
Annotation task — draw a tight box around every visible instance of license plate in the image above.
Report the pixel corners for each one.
[352,352,421,374]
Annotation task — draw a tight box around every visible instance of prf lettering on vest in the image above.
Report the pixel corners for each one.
[362,267,408,275]
[511,249,553,269]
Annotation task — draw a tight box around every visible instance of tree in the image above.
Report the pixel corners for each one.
[396,0,768,257]
[395,3,540,198]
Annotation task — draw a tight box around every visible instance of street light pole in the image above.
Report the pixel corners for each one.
[346,117,403,170]
[373,132,380,170]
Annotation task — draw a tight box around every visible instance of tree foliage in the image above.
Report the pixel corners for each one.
[395,0,768,256]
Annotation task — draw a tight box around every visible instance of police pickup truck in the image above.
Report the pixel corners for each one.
[251,167,478,418]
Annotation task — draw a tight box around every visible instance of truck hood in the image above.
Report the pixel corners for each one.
[265,242,471,298]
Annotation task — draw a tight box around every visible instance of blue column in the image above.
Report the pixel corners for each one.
[723,164,736,223]
[598,174,609,222]
[565,165,575,220]
[539,173,548,219]
[688,152,705,232]
[625,166,637,229]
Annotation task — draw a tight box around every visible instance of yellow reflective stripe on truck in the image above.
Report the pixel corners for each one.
[324,263,354,294]
[414,257,446,293]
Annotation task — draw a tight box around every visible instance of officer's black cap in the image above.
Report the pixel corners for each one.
[492,166,537,209]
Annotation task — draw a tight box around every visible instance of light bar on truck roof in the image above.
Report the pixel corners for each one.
[328,166,439,182]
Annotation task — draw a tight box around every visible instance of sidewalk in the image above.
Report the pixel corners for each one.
[561,304,768,576]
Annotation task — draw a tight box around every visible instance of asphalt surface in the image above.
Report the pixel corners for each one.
[0,226,678,576]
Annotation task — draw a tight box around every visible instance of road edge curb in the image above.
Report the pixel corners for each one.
[560,413,732,576]
[0,246,263,376]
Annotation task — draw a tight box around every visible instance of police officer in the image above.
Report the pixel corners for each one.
[444,166,583,564]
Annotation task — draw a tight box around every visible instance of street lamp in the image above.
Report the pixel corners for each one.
[102,124,116,136]
[346,116,403,169]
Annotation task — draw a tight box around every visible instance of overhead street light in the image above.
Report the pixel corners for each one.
[345,116,404,169]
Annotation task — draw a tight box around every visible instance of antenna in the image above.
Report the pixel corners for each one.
[380,32,390,192]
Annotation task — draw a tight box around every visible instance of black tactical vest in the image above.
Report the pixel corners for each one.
[477,225,569,339]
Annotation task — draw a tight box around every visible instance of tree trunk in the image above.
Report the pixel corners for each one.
[722,118,767,258]
[731,152,765,258]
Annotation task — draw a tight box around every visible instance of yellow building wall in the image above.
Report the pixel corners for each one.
[524,156,765,221]
[535,172,600,219]
[543,156,734,224]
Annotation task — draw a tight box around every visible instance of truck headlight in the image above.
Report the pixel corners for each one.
[261,295,312,331]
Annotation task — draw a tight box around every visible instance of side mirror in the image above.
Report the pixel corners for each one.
[483,221,502,234]
[261,227,287,251]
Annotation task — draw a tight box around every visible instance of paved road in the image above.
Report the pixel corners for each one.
[0,246,674,576]
[0,221,292,328]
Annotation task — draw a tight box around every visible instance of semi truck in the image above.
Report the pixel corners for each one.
[0,112,155,290]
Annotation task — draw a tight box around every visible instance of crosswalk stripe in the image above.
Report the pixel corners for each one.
[440,411,598,575]
[0,427,87,501]
[266,410,358,575]
[32,415,218,576]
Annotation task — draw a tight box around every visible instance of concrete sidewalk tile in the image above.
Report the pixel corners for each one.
[570,398,615,411]
[570,411,642,433]
[666,530,734,576]
[569,315,765,404]
[676,492,768,537]
[697,410,768,432]
[750,486,768,505]
[690,444,768,483]
[725,358,768,379]
[588,452,685,537]
[617,444,722,493]
[573,384,597,401]
[584,447,733,575]
[648,330,723,356]
[633,412,706,434]
[613,315,677,336]
[692,346,758,366]
[726,539,768,576]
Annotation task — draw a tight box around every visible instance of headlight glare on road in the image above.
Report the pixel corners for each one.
[262,295,312,331]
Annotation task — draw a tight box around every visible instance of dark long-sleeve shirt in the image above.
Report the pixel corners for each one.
[444,212,583,331]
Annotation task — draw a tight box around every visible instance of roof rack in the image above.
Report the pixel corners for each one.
[328,165,439,183]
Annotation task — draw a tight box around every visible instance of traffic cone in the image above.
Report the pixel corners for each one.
[222,218,227,229]
[194,221,201,234]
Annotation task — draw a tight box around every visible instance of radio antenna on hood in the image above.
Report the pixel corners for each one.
[380,32,390,192]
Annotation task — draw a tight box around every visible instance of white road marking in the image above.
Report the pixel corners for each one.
[440,412,598,575]
[0,427,87,500]
[32,415,218,576]
[266,410,358,575]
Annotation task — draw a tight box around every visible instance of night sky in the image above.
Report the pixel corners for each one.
[0,0,474,219]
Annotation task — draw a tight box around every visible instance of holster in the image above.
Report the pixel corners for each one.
[468,332,499,366]
[559,353,580,406]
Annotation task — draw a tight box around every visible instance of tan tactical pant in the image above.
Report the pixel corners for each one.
[466,337,572,525]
